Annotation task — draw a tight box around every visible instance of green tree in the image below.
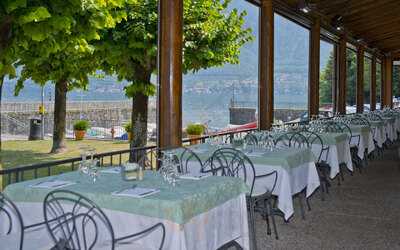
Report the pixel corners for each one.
[346,49,357,107]
[393,64,400,98]
[12,0,130,153]
[97,0,253,148]
[319,52,334,106]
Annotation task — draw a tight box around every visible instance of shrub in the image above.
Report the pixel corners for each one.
[124,122,132,133]
[73,120,90,131]
[186,123,205,135]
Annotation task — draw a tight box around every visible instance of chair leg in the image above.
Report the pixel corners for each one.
[268,200,279,240]
[264,200,271,236]
[298,192,306,220]
[249,202,257,250]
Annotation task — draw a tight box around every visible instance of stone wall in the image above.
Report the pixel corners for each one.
[1,101,156,136]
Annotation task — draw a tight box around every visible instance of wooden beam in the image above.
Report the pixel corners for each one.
[309,18,320,117]
[338,37,347,114]
[370,56,377,111]
[356,46,365,113]
[157,0,183,148]
[382,55,393,108]
[259,0,274,130]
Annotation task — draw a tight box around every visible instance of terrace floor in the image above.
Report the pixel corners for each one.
[254,143,400,249]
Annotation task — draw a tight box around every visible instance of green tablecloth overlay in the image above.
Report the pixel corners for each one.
[4,171,248,225]
[181,143,315,171]
[350,125,370,134]
[370,120,385,128]
[317,133,348,145]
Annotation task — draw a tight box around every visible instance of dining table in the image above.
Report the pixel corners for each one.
[176,143,320,221]
[311,132,353,178]
[3,169,250,250]
[349,125,375,159]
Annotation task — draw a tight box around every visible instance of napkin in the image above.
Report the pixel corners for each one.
[246,151,266,157]
[30,180,75,189]
[100,167,121,174]
[180,173,210,180]
[112,187,159,198]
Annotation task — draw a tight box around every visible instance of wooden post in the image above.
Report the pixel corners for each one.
[383,54,393,108]
[309,18,320,117]
[370,56,377,111]
[337,37,347,114]
[157,0,183,149]
[258,0,274,130]
[380,62,385,109]
[356,46,364,113]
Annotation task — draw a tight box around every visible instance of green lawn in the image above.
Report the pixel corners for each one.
[1,139,132,169]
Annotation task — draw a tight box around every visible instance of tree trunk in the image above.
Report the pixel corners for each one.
[129,69,151,162]
[0,75,3,152]
[51,79,68,153]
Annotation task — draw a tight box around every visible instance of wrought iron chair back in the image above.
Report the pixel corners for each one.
[300,130,328,163]
[178,147,204,174]
[210,148,256,195]
[243,133,258,146]
[44,190,115,250]
[0,192,24,250]
[44,190,166,250]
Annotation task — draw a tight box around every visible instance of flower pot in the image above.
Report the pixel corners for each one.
[127,132,134,141]
[74,130,86,140]
[188,134,202,145]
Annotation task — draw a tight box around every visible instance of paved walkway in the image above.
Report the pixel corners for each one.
[255,144,400,249]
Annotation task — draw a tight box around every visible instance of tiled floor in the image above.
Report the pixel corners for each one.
[254,144,400,250]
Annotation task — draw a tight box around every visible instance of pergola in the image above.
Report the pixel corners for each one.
[156,0,400,149]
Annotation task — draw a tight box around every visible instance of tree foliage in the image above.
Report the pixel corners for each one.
[97,0,253,147]
[2,0,133,152]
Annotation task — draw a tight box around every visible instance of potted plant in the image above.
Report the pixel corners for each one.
[73,120,90,140]
[186,123,205,145]
[124,122,133,141]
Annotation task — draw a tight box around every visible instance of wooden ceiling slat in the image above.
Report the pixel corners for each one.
[278,0,400,52]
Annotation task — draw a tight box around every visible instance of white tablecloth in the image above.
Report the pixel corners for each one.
[311,140,353,179]
[385,122,398,142]
[2,195,249,250]
[253,162,319,221]
[372,125,386,148]
[351,130,375,159]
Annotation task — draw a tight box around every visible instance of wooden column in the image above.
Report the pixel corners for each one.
[309,18,320,117]
[157,0,183,148]
[337,37,347,114]
[356,46,364,113]
[258,0,274,130]
[380,62,385,109]
[370,56,377,111]
[382,54,393,108]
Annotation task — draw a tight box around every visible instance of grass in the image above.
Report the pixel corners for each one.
[0,139,159,189]
[1,139,132,169]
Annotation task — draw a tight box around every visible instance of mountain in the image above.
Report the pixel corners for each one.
[2,0,330,104]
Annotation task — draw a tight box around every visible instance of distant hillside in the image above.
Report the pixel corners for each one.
[3,0,330,102]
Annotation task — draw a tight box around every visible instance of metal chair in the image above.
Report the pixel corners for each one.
[178,147,204,174]
[43,190,166,250]
[243,133,259,146]
[274,131,310,219]
[274,132,309,149]
[210,148,278,249]
[0,192,52,250]
[300,130,331,201]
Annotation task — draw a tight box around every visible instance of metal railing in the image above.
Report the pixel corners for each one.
[0,128,255,189]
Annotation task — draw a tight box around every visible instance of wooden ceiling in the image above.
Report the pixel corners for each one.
[281,0,400,54]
